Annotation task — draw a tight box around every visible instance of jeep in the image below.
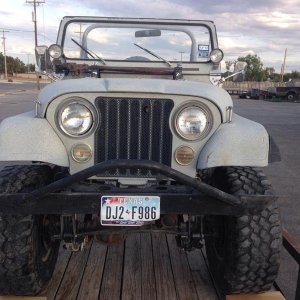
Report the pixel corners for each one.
[0,17,281,295]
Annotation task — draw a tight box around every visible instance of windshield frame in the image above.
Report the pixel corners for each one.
[58,17,218,65]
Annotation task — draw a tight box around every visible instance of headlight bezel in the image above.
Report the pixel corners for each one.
[173,101,213,141]
[48,44,63,59]
[210,48,224,64]
[56,97,98,138]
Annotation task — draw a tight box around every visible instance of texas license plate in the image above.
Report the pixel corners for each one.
[101,196,160,226]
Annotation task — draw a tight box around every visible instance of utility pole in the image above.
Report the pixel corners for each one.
[1,30,9,80]
[179,51,184,62]
[281,48,287,82]
[75,23,86,44]
[26,0,45,89]
[27,53,30,77]
[26,0,45,47]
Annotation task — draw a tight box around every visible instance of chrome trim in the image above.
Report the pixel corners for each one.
[173,101,213,141]
[34,100,42,118]
[226,106,233,123]
[55,97,98,138]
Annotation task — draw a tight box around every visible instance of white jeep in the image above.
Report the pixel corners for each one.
[0,17,281,295]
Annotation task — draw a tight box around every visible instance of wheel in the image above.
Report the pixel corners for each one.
[0,165,60,295]
[203,167,281,294]
[286,92,296,101]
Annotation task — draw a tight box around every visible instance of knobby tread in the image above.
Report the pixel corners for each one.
[0,165,57,295]
[204,167,281,293]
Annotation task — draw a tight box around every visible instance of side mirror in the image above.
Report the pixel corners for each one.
[35,45,53,73]
[234,61,247,73]
[233,61,247,82]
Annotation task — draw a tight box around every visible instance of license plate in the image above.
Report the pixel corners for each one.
[101,196,160,226]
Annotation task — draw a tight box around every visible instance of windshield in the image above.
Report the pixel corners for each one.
[63,22,212,63]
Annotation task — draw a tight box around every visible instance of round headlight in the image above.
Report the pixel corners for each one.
[175,104,212,141]
[49,44,63,59]
[210,48,224,63]
[59,102,93,136]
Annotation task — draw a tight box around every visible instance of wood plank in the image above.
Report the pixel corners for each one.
[76,239,107,300]
[54,243,92,300]
[140,233,156,300]
[166,234,198,300]
[121,233,142,300]
[226,291,285,300]
[187,248,218,300]
[98,241,125,300]
[41,243,72,300]
[152,232,177,300]
[0,297,46,300]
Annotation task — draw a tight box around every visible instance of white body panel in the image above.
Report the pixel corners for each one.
[0,79,269,171]
[197,114,269,169]
[38,78,232,121]
[0,111,69,166]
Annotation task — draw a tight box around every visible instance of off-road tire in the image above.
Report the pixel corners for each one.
[0,165,60,295]
[204,167,281,294]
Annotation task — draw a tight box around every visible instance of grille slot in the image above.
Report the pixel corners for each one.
[95,97,174,177]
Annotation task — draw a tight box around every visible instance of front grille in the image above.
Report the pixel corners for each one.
[94,97,174,177]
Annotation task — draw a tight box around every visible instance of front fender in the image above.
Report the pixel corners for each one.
[197,114,269,169]
[0,111,69,166]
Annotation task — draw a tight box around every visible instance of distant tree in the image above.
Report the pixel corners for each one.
[0,52,4,73]
[264,67,275,80]
[237,54,265,81]
[28,63,35,72]
[0,52,27,74]
[283,70,300,81]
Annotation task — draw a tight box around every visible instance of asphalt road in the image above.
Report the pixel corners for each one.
[0,80,46,93]
[0,82,299,299]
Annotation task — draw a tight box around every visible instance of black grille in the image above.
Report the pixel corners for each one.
[94,97,174,177]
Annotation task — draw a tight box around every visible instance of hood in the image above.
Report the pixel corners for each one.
[38,78,232,120]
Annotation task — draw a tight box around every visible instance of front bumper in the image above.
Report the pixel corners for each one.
[0,160,275,215]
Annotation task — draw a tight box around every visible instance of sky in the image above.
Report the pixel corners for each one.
[0,0,299,73]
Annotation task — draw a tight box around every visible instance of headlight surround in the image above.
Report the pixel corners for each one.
[48,44,63,59]
[174,102,213,141]
[57,98,96,137]
[210,48,224,64]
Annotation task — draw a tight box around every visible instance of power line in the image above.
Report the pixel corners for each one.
[0,27,55,43]
[0,28,34,33]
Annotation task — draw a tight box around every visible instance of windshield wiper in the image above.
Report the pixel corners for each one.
[71,38,106,65]
[134,43,172,68]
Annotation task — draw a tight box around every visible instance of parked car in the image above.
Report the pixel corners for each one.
[268,84,300,101]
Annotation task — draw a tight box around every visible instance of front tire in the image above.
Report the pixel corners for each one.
[0,165,60,295]
[204,167,281,294]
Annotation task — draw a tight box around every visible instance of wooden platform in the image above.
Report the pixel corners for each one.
[41,233,219,300]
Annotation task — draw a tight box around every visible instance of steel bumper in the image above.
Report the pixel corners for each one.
[0,160,275,215]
